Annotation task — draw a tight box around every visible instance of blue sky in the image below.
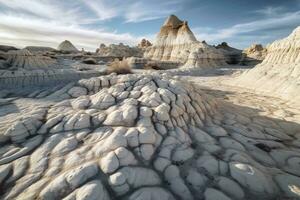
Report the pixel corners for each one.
[0,0,299,51]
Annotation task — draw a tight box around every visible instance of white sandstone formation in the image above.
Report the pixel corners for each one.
[0,73,299,199]
[144,15,227,68]
[96,43,142,58]
[234,26,300,101]
[57,40,79,53]
[4,49,56,70]
[240,44,267,65]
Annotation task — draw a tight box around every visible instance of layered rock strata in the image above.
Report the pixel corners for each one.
[96,43,142,58]
[240,44,267,65]
[57,40,79,53]
[3,49,56,70]
[144,15,227,68]
[234,26,300,101]
[0,73,299,199]
[216,42,242,64]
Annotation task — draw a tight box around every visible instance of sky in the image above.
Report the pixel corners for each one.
[0,0,299,51]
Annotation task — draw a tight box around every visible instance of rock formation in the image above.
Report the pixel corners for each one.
[138,39,152,49]
[96,43,142,58]
[0,73,299,199]
[216,42,242,64]
[144,15,227,68]
[234,26,300,101]
[0,45,19,52]
[3,49,56,70]
[0,49,103,88]
[57,40,79,53]
[25,46,56,53]
[240,44,267,65]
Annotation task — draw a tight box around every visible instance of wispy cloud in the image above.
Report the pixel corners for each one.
[82,0,184,23]
[254,6,285,16]
[0,14,142,50]
[194,8,300,48]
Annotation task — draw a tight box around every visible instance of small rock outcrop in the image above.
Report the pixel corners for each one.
[3,49,56,70]
[234,26,300,101]
[138,39,152,49]
[240,44,267,65]
[144,15,227,68]
[0,45,19,52]
[216,42,242,64]
[57,40,79,53]
[25,46,56,53]
[96,43,142,58]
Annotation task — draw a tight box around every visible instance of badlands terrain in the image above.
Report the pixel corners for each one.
[0,15,299,200]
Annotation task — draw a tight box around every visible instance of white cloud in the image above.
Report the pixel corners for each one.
[83,0,119,21]
[0,14,143,51]
[82,0,184,23]
[193,9,300,48]
[254,6,285,16]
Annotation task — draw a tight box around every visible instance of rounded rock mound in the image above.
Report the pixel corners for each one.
[0,74,299,199]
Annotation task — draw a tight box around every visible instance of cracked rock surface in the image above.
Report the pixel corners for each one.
[0,73,300,200]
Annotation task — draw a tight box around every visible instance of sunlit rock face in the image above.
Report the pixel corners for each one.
[240,44,267,65]
[234,26,300,101]
[96,43,143,58]
[1,73,300,200]
[57,40,79,53]
[144,15,227,68]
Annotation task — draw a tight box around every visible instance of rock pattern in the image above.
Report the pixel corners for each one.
[234,26,300,101]
[240,44,267,65]
[58,40,79,53]
[138,39,152,49]
[2,49,56,70]
[144,15,227,68]
[96,43,142,58]
[0,73,299,200]
[0,69,103,89]
[216,42,242,64]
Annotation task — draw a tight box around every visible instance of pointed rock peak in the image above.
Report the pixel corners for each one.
[58,40,79,52]
[163,15,183,28]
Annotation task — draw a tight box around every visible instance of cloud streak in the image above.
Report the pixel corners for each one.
[194,8,300,48]
[0,14,142,51]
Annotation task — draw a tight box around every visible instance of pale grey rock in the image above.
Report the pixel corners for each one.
[164,165,193,200]
[217,176,245,199]
[204,188,232,200]
[100,151,120,173]
[68,87,88,98]
[63,180,110,200]
[275,174,300,198]
[109,167,161,196]
[154,103,170,121]
[104,105,137,126]
[0,163,12,184]
[229,162,277,195]
[129,187,175,200]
